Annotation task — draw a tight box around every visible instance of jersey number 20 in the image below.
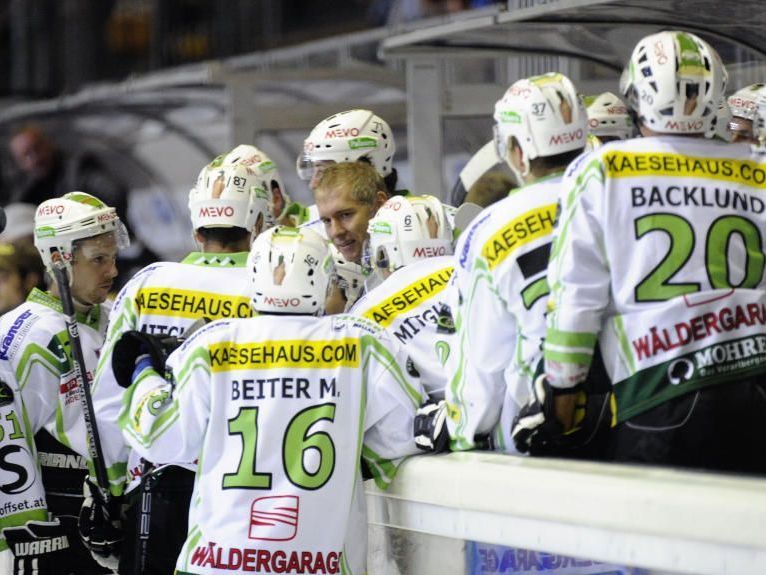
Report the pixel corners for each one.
[635,213,764,302]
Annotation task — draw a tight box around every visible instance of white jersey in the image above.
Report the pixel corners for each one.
[120,314,422,575]
[447,176,560,452]
[93,251,253,492]
[546,136,766,422]
[351,256,456,399]
[0,289,112,547]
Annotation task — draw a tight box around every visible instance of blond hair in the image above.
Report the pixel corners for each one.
[315,162,386,206]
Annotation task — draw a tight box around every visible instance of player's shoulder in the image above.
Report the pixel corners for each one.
[321,313,385,339]
[0,300,59,362]
[353,257,454,314]
[455,205,493,274]
[173,316,241,355]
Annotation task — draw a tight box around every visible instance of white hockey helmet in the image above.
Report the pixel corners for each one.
[247,226,334,315]
[330,244,367,307]
[619,31,727,136]
[493,72,587,179]
[727,83,766,121]
[367,195,453,276]
[584,92,635,141]
[34,191,129,276]
[189,145,284,232]
[297,109,395,180]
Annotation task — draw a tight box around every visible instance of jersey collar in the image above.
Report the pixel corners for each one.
[181,252,248,267]
[27,288,102,329]
[508,171,564,196]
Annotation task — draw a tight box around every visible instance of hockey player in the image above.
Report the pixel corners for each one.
[447,73,588,453]
[518,31,766,472]
[727,83,766,143]
[584,91,635,149]
[91,144,278,574]
[314,162,389,310]
[115,225,423,575]
[0,191,129,573]
[299,111,398,311]
[352,194,456,403]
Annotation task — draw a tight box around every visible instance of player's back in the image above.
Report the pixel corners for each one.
[457,177,560,353]
[588,136,763,314]
[94,253,253,491]
[164,313,420,575]
[351,255,455,399]
[559,136,766,420]
[110,252,253,338]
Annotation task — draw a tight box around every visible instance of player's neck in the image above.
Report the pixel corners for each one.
[48,284,93,315]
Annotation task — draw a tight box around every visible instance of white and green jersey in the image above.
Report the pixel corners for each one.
[93,251,253,493]
[351,256,456,399]
[119,313,422,575]
[546,136,766,421]
[0,289,112,548]
[0,360,47,552]
[448,176,560,452]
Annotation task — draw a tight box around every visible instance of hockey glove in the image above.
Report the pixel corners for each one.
[414,400,450,453]
[3,517,76,575]
[112,330,171,388]
[511,375,581,455]
[78,477,123,570]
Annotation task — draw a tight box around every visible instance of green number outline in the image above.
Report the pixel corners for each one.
[282,403,337,491]
[222,407,272,490]
[705,215,765,289]
[223,403,337,491]
[635,213,766,302]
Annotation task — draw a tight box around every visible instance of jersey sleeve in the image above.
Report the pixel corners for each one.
[12,338,62,438]
[359,332,423,489]
[119,336,211,466]
[545,155,610,389]
[446,260,512,450]
[0,362,49,550]
[92,280,140,494]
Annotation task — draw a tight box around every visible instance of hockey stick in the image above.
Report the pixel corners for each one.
[50,253,111,496]
[132,316,210,575]
[134,457,154,575]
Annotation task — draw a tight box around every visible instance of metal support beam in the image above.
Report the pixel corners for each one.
[407,58,443,198]
[227,72,260,147]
